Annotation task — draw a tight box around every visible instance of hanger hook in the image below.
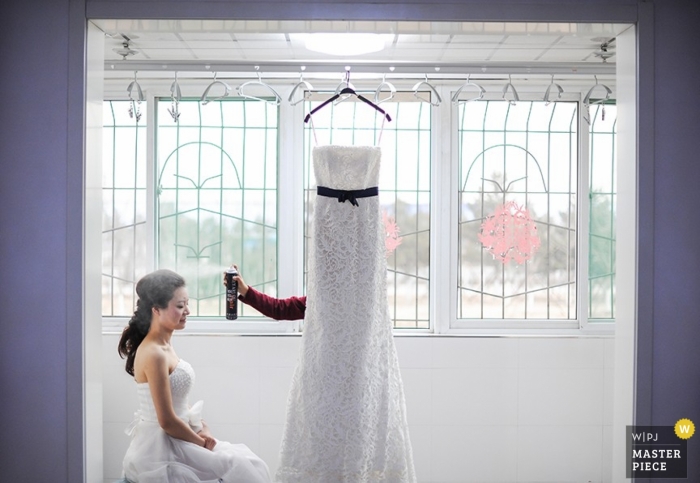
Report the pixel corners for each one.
[201,72,231,105]
[288,68,313,106]
[170,71,182,101]
[543,74,563,105]
[502,75,519,106]
[374,72,396,105]
[127,70,145,103]
[452,73,485,104]
[413,73,441,106]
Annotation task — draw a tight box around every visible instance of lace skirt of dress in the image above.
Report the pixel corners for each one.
[276,145,416,483]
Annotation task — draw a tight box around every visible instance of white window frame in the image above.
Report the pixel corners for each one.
[442,86,614,336]
[102,87,303,334]
[101,79,615,336]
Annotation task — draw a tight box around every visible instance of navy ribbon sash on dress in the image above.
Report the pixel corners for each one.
[317,186,379,207]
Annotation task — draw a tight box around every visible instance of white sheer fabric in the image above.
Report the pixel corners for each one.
[277,145,416,483]
[122,359,271,483]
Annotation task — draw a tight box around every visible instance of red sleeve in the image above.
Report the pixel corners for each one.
[238,286,306,321]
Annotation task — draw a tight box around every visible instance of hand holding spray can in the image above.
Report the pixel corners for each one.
[225,268,238,320]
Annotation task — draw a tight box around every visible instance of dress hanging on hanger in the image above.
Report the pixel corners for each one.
[278,71,415,483]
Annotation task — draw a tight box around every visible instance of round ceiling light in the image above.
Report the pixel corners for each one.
[304,33,385,56]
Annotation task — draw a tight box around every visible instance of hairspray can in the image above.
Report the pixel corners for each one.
[225,268,238,320]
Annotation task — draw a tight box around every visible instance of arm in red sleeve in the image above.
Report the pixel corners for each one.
[238,286,306,321]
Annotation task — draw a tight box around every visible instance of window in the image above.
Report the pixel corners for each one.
[303,96,431,328]
[156,99,278,317]
[101,83,616,331]
[102,100,148,316]
[457,100,578,320]
[101,98,278,318]
[588,103,617,320]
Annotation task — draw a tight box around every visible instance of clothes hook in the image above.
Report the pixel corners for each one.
[167,72,182,123]
[374,73,396,105]
[412,73,441,106]
[236,66,281,106]
[333,69,355,106]
[127,71,145,102]
[288,67,314,106]
[201,72,231,105]
[126,71,144,121]
[502,74,520,106]
[543,74,563,106]
[452,74,486,104]
[583,74,612,124]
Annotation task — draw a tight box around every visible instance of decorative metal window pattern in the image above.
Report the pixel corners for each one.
[157,99,278,317]
[458,101,578,320]
[102,101,149,316]
[588,104,617,320]
[303,96,431,328]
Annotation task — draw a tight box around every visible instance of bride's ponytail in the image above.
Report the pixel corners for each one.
[118,299,152,376]
[117,269,186,376]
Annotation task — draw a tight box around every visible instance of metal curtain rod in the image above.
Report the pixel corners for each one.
[105,60,616,77]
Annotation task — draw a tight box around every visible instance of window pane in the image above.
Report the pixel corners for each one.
[157,99,278,317]
[458,100,578,320]
[102,101,148,316]
[304,97,431,329]
[589,104,617,320]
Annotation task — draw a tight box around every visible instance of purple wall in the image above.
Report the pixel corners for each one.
[0,0,76,480]
[0,0,698,480]
[652,0,700,479]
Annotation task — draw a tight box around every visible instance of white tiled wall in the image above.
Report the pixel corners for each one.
[103,334,614,483]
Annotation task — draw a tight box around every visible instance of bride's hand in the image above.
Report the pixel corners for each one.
[198,428,217,450]
[201,435,216,451]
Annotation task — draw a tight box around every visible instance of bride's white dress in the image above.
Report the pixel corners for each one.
[122,359,271,483]
[277,145,416,483]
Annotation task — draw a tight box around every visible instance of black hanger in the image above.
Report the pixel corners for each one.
[304,86,392,123]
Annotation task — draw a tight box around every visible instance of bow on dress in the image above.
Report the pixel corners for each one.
[125,400,205,436]
[317,186,379,207]
[337,191,360,207]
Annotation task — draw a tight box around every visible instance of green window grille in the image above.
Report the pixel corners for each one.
[102,100,149,316]
[458,100,578,320]
[303,96,431,329]
[157,99,279,317]
[588,103,617,320]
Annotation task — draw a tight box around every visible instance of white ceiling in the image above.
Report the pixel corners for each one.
[94,19,628,79]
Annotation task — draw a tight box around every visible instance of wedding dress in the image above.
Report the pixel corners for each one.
[122,359,271,483]
[276,145,416,483]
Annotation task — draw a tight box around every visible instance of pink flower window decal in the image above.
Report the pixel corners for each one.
[382,210,403,256]
[478,201,541,264]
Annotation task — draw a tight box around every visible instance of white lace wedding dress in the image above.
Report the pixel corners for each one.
[276,145,416,483]
[122,359,271,483]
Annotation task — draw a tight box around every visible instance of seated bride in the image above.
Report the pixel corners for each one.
[118,269,271,483]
